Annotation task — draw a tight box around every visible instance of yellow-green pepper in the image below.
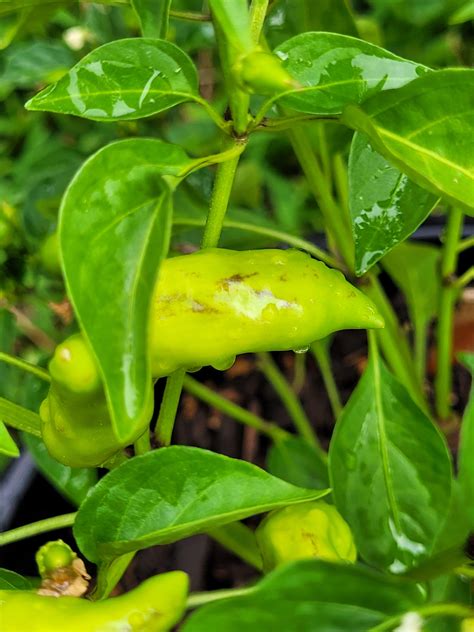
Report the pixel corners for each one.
[256,500,357,572]
[40,248,383,467]
[0,571,188,632]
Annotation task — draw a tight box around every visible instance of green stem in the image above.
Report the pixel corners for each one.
[201,150,243,248]
[169,9,211,21]
[0,352,51,383]
[257,352,326,460]
[183,375,288,442]
[0,396,42,437]
[292,352,307,394]
[173,217,342,270]
[155,369,185,446]
[311,341,342,419]
[208,522,263,570]
[457,235,474,253]
[369,603,473,632]
[0,513,76,547]
[414,320,428,388]
[288,126,354,268]
[134,429,151,455]
[187,586,252,609]
[454,266,474,290]
[249,0,269,44]
[190,95,231,133]
[435,207,464,419]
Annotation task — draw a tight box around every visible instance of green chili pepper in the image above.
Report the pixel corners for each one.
[256,500,357,572]
[149,248,383,376]
[40,248,382,467]
[39,334,153,467]
[0,571,188,632]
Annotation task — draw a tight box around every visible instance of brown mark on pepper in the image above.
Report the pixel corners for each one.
[220,272,258,291]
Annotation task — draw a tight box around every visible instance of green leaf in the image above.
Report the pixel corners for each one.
[208,0,252,51]
[0,421,19,457]
[0,397,41,437]
[131,0,171,38]
[383,241,440,349]
[267,436,329,490]
[23,434,97,507]
[458,353,474,531]
[0,569,32,590]
[59,139,182,441]
[343,69,474,213]
[270,32,427,115]
[183,560,425,631]
[74,446,329,562]
[329,353,453,573]
[25,38,199,121]
[349,132,438,275]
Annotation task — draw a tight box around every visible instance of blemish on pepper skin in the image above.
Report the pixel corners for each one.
[347,291,356,298]
[220,272,258,289]
[279,273,288,282]
[191,301,219,314]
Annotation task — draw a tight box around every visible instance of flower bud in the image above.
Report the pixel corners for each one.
[36,540,76,578]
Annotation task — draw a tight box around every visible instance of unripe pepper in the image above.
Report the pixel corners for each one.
[39,334,152,467]
[149,248,383,376]
[256,500,357,572]
[40,249,383,467]
[0,571,188,632]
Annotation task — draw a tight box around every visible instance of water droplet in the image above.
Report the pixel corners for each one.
[293,346,309,354]
[174,67,182,74]
[276,50,289,61]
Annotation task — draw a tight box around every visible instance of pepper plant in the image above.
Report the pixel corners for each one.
[1,1,474,630]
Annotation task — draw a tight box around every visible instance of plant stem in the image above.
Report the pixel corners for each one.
[155,369,185,446]
[292,352,307,394]
[183,375,289,442]
[201,149,243,248]
[187,586,252,609]
[169,9,211,21]
[288,125,354,268]
[0,513,76,547]
[208,522,263,570]
[0,352,51,382]
[249,0,269,44]
[134,429,151,455]
[454,266,474,290]
[369,603,473,632]
[0,396,42,437]
[435,207,464,419]
[414,320,428,388]
[311,341,342,419]
[457,235,474,253]
[173,217,342,270]
[257,352,326,460]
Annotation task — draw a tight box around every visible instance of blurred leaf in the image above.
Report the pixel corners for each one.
[183,560,425,631]
[0,421,19,457]
[349,132,437,275]
[270,32,428,115]
[383,242,441,372]
[367,0,455,26]
[23,434,97,506]
[131,0,171,38]
[267,436,329,489]
[0,40,74,97]
[0,569,32,590]
[59,139,182,441]
[458,353,474,531]
[449,0,474,24]
[343,69,474,214]
[26,38,200,121]
[0,397,41,437]
[329,353,453,573]
[74,446,329,562]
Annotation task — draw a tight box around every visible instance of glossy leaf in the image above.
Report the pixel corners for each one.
[267,436,329,490]
[59,139,178,441]
[0,421,19,457]
[131,0,171,38]
[458,353,474,530]
[349,132,438,274]
[270,32,427,115]
[26,38,199,121]
[343,69,474,213]
[329,353,453,573]
[23,434,97,507]
[0,569,32,590]
[208,0,251,51]
[183,560,424,631]
[74,446,329,562]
